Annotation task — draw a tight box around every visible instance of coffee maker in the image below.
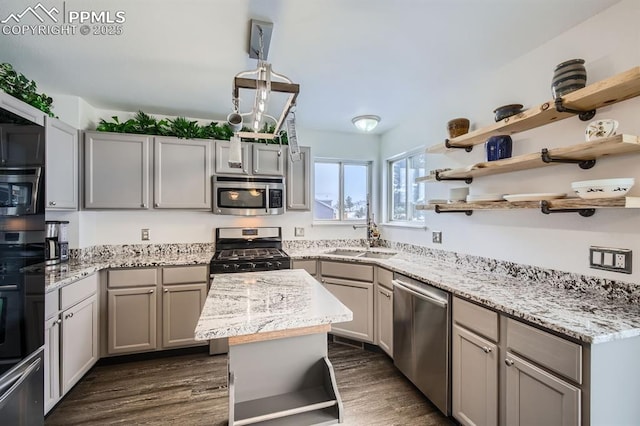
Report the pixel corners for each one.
[45,221,69,265]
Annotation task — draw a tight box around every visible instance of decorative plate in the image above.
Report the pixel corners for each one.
[585,119,618,141]
[503,193,566,202]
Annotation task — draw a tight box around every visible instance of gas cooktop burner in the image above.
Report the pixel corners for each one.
[210,227,291,275]
[216,248,287,261]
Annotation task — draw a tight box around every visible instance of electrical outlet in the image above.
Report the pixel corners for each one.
[590,246,632,274]
[294,227,305,237]
[141,228,150,241]
[432,231,442,244]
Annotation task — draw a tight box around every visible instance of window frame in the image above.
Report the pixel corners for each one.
[313,158,372,223]
[387,149,426,224]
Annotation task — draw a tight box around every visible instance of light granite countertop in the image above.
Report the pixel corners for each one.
[194,269,353,340]
[45,244,640,345]
[288,247,640,345]
[44,251,214,293]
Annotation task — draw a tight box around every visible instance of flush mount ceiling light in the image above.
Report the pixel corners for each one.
[352,115,381,132]
[230,20,300,142]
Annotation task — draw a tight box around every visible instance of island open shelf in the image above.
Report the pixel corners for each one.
[417,134,640,183]
[417,197,640,216]
[427,66,640,154]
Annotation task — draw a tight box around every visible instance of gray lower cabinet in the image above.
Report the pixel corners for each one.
[452,324,498,426]
[286,146,311,210]
[452,297,499,426]
[105,265,208,356]
[45,117,78,210]
[375,267,393,357]
[292,259,318,279]
[107,286,158,354]
[320,261,374,343]
[153,137,212,209]
[61,293,99,394]
[44,315,61,414]
[504,351,580,426]
[84,131,151,209]
[44,273,99,414]
[161,265,208,348]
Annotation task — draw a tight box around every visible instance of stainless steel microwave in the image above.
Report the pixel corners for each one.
[0,167,43,216]
[213,175,285,215]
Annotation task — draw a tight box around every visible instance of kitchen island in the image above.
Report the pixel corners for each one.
[195,269,352,426]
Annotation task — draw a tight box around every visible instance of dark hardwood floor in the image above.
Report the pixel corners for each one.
[46,343,453,426]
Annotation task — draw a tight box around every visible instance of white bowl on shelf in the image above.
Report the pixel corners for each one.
[571,178,634,199]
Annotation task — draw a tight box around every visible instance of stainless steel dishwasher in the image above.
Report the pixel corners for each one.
[393,273,450,415]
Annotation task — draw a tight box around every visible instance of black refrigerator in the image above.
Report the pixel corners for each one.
[0,103,46,425]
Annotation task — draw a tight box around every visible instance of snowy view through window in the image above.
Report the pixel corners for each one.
[314,161,370,221]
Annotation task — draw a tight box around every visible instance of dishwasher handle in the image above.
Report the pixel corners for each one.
[392,279,448,309]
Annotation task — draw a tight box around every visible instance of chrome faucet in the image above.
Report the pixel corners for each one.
[353,194,373,247]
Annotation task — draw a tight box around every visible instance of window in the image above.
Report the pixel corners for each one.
[388,150,426,222]
[314,160,371,221]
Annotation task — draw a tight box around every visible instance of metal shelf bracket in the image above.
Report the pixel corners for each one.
[540,148,596,169]
[445,139,473,152]
[554,97,596,122]
[435,205,473,216]
[435,170,473,184]
[540,200,595,217]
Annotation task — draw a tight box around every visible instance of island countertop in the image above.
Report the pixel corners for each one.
[194,269,353,341]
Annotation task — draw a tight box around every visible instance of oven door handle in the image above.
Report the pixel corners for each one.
[0,356,42,411]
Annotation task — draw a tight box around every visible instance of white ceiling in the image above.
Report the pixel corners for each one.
[0,0,620,134]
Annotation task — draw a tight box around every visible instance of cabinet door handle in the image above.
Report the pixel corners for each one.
[141,203,147,208]
[164,288,169,293]
[65,312,74,319]
[254,169,258,173]
[154,203,159,208]
[505,359,514,367]
[56,319,62,325]
[149,289,154,294]
[49,201,56,206]
[382,292,391,299]
[321,279,326,283]
[482,346,492,354]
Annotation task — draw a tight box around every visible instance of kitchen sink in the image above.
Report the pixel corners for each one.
[325,249,397,259]
[326,249,365,257]
[358,251,397,259]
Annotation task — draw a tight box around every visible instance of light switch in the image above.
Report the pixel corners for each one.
[602,252,613,266]
[591,250,602,265]
[294,227,304,237]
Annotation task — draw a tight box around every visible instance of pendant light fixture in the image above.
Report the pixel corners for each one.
[230,20,299,141]
[352,115,381,132]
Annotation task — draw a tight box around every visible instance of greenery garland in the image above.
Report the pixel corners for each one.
[96,111,288,144]
[0,63,55,117]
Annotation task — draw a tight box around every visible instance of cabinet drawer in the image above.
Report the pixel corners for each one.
[108,268,157,288]
[60,273,98,311]
[377,267,393,290]
[321,261,374,282]
[453,297,498,342]
[506,318,582,384]
[162,265,208,284]
[45,290,59,320]
[293,260,317,276]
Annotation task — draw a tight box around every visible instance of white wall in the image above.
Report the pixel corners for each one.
[380,0,640,281]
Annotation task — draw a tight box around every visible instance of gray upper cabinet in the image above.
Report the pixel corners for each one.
[0,123,45,165]
[214,140,285,176]
[286,146,311,210]
[153,137,212,209]
[0,91,45,126]
[252,143,285,175]
[214,140,250,175]
[45,117,78,210]
[84,131,151,209]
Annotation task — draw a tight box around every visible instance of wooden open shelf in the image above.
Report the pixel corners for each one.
[416,197,640,215]
[427,66,640,154]
[417,134,640,183]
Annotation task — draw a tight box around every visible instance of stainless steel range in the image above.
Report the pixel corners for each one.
[209,227,290,276]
